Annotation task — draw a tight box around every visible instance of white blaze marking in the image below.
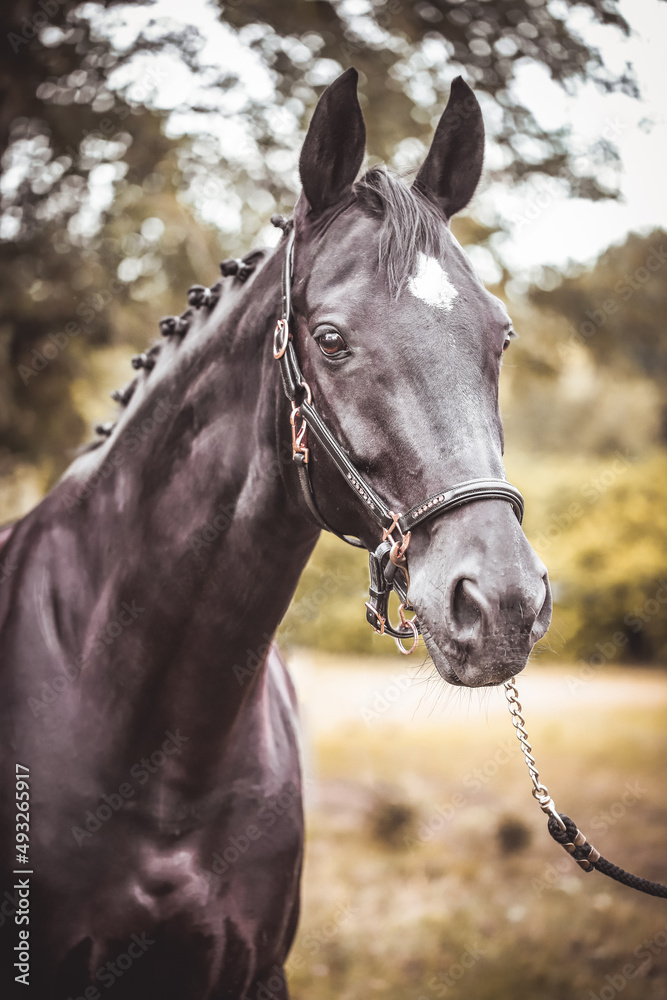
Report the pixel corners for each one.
[408,252,458,312]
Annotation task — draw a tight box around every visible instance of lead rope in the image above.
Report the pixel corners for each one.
[504,678,667,898]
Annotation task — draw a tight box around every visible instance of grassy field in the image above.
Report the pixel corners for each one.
[285,656,667,1000]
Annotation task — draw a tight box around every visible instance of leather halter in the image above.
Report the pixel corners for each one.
[273,223,524,652]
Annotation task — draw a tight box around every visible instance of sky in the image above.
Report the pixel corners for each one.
[92,0,667,283]
[488,0,667,286]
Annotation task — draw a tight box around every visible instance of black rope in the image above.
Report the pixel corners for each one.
[547,813,667,898]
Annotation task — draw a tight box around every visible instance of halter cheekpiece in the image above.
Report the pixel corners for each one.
[272,221,524,654]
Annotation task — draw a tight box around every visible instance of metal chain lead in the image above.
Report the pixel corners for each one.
[504,678,667,895]
[503,678,566,832]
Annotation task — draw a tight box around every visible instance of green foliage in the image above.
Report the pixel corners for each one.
[494,232,667,457]
[529,451,667,665]
[530,230,667,442]
[0,2,225,477]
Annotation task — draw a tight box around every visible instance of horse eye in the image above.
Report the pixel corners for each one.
[317,330,348,357]
[502,337,511,352]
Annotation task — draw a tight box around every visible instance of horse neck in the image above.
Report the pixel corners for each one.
[49,245,319,736]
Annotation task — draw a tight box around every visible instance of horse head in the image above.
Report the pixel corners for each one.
[284,68,552,687]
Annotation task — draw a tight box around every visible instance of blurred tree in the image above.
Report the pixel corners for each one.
[530,229,667,440]
[538,451,667,664]
[218,0,636,197]
[1,1,663,663]
[0,1,222,481]
[0,0,642,490]
[496,292,662,458]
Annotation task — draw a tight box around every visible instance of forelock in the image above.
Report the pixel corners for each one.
[355,167,449,296]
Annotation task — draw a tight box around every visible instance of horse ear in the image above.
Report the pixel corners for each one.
[413,77,485,221]
[299,67,366,214]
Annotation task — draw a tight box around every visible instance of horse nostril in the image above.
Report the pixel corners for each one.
[531,572,553,641]
[451,578,490,640]
[449,572,551,647]
[148,879,177,897]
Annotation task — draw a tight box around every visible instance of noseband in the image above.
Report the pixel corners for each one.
[273,223,524,653]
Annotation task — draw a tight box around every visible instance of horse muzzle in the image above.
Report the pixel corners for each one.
[408,502,552,687]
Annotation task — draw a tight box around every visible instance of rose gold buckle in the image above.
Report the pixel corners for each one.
[383,511,411,562]
[273,318,290,359]
[299,379,312,405]
[365,602,386,635]
[394,603,419,655]
[390,532,411,563]
[290,404,308,463]
[382,511,402,543]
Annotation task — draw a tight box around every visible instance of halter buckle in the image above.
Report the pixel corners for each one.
[364,602,386,635]
[394,604,419,655]
[273,318,290,360]
[290,404,309,464]
[383,512,411,563]
[382,511,401,543]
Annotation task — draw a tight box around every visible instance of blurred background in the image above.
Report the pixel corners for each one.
[1,0,666,996]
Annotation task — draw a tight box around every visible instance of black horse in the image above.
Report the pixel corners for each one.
[0,70,551,998]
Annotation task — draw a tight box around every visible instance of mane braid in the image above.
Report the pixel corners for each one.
[355,166,449,297]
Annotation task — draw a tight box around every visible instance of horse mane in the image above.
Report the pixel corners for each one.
[87,248,271,443]
[93,172,446,444]
[355,166,449,296]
